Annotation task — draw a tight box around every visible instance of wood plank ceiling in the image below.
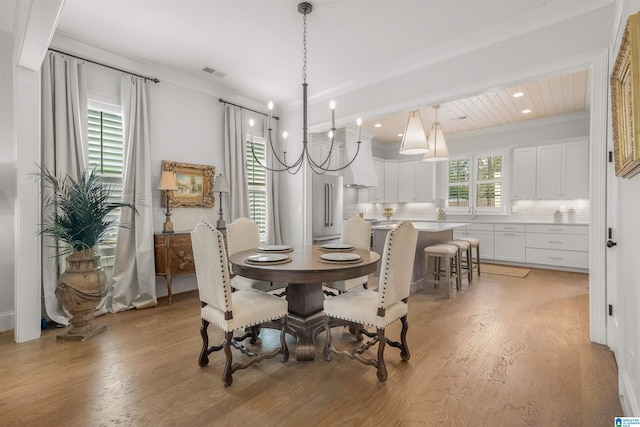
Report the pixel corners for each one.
[362,69,589,144]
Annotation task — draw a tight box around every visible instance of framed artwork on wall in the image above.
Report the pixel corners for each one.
[161,160,215,207]
[611,12,640,178]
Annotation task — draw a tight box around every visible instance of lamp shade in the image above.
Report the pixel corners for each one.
[399,110,429,155]
[212,174,230,193]
[158,170,179,191]
[422,123,450,162]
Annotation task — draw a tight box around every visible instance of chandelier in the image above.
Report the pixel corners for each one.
[248,1,362,175]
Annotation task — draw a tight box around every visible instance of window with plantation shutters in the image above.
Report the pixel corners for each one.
[246,137,267,237]
[87,107,124,260]
[447,151,505,214]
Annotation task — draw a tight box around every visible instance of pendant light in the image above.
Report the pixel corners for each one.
[399,109,429,154]
[423,105,450,162]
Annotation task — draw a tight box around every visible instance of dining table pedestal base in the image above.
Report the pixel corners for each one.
[286,282,325,361]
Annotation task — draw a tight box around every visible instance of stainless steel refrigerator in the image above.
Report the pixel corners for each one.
[312,174,343,244]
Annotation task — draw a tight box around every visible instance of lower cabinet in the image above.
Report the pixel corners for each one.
[525,224,588,269]
[494,224,525,262]
[454,223,495,260]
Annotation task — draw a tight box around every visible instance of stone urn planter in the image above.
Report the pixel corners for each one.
[55,248,108,340]
[38,167,136,341]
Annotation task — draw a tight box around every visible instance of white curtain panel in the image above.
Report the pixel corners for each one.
[41,51,88,325]
[111,76,156,312]
[223,105,249,221]
[264,119,283,245]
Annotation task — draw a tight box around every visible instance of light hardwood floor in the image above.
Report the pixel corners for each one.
[0,268,622,426]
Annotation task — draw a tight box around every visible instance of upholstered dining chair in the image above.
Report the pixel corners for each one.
[323,220,419,382]
[191,221,289,387]
[324,216,372,296]
[226,217,287,293]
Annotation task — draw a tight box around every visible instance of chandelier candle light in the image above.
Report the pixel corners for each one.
[248,1,364,175]
[158,170,179,234]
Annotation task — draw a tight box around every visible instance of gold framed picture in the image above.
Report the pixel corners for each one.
[161,160,215,207]
[611,12,640,178]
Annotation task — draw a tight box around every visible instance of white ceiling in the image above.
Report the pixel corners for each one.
[54,0,607,141]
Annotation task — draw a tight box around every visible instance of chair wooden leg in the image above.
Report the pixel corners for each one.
[476,246,481,275]
[399,315,410,361]
[376,327,387,382]
[280,317,289,363]
[323,315,333,361]
[222,331,234,387]
[198,319,210,367]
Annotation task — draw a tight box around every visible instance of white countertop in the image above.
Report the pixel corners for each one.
[372,221,469,232]
[366,218,588,226]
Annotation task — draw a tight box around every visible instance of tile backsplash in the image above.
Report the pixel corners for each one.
[346,198,589,224]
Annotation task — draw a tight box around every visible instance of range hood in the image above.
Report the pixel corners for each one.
[337,127,378,188]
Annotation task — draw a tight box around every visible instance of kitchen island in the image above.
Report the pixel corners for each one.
[372,221,468,291]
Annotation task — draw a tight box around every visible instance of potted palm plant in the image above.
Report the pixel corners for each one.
[40,167,136,340]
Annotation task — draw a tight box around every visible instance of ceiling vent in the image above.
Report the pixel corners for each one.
[202,66,225,78]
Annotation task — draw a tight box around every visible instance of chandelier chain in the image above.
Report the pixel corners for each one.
[302,11,307,84]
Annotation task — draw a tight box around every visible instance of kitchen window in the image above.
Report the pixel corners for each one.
[447,151,505,214]
[87,104,124,264]
[246,136,267,237]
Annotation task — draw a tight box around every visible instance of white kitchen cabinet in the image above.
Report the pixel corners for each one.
[529,140,588,200]
[536,144,563,199]
[454,223,494,260]
[416,161,434,201]
[512,147,537,200]
[494,223,526,262]
[398,162,418,202]
[384,162,399,202]
[525,224,588,269]
[309,136,343,176]
[562,140,589,199]
[370,160,385,202]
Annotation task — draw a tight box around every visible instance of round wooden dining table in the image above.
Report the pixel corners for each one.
[228,245,380,361]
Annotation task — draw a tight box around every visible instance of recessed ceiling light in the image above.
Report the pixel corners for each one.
[513,92,524,98]
[397,133,404,137]
[374,123,382,128]
[522,109,532,114]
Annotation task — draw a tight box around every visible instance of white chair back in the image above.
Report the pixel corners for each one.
[341,216,371,250]
[378,221,418,309]
[226,217,260,255]
[191,221,233,313]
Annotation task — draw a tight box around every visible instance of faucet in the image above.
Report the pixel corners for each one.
[469,206,477,220]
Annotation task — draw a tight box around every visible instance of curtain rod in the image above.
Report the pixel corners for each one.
[48,48,160,83]
[219,98,279,120]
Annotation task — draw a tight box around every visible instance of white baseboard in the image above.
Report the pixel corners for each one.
[621,370,639,416]
[0,310,15,333]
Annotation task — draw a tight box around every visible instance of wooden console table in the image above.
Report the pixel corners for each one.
[154,232,196,304]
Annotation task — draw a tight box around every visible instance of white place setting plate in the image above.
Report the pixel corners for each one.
[320,253,361,262]
[246,254,290,263]
[320,243,354,251]
[257,244,293,252]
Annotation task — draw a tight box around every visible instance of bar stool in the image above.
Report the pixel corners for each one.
[457,237,480,278]
[424,244,460,298]
[444,239,472,284]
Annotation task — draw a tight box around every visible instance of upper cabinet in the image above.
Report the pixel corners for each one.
[398,163,417,202]
[512,140,588,200]
[512,146,537,200]
[562,140,589,199]
[360,159,435,203]
[384,162,399,202]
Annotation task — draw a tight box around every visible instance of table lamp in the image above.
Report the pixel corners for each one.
[212,173,230,229]
[158,170,179,233]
